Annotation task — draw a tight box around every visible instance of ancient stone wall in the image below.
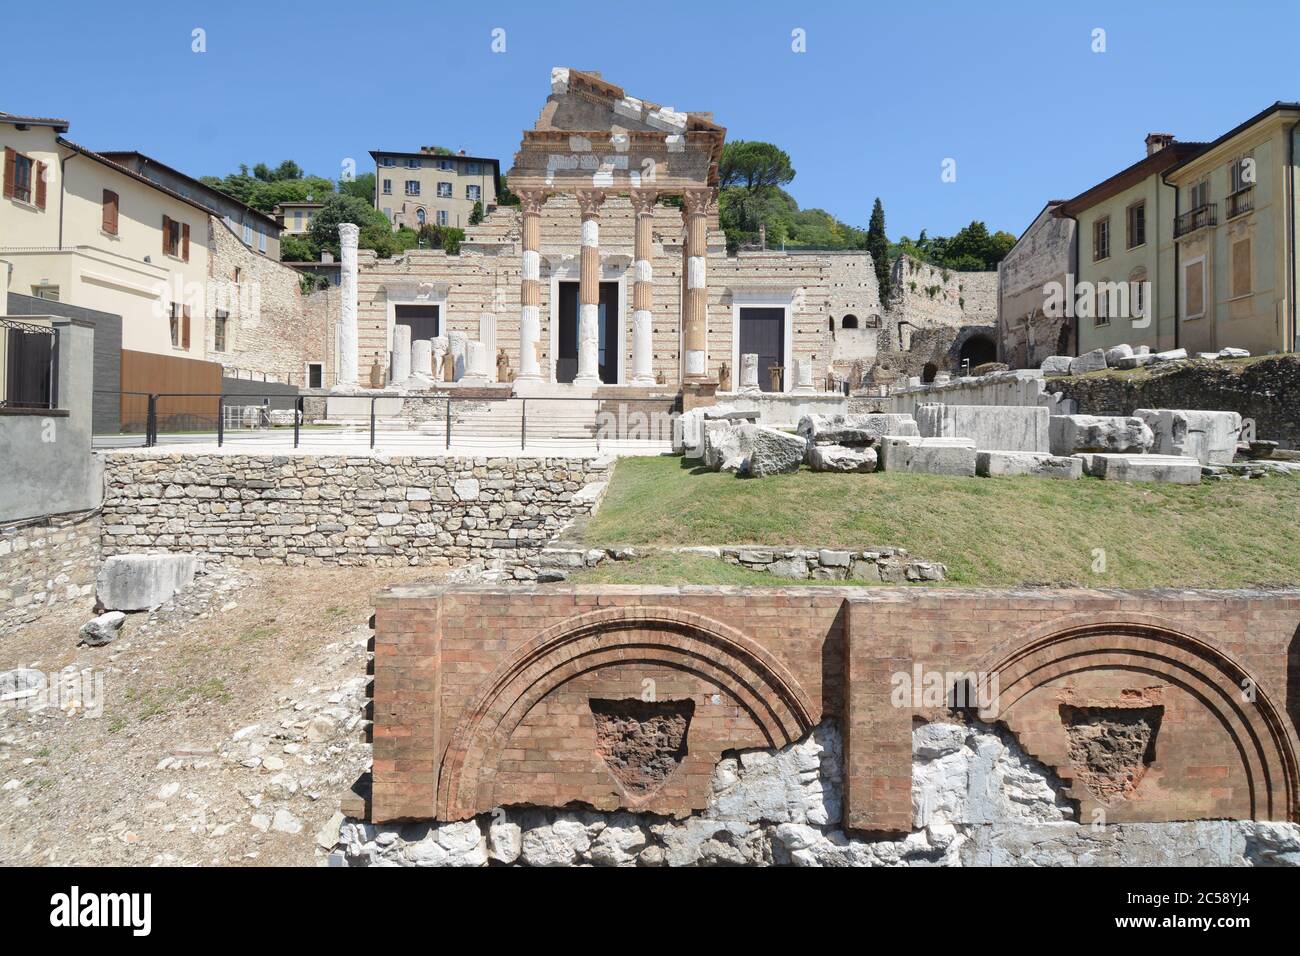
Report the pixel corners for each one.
[206,217,331,388]
[1046,357,1300,449]
[99,453,610,567]
[998,209,1075,368]
[0,510,100,631]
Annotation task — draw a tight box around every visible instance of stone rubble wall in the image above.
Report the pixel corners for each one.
[334,718,1300,866]
[99,453,610,568]
[890,255,998,329]
[0,510,100,632]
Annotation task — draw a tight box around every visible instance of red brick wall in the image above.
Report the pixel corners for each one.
[371,585,1300,829]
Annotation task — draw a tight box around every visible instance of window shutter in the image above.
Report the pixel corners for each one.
[162,215,171,254]
[182,222,190,262]
[182,306,191,349]
[2,147,13,199]
[102,190,119,235]
[34,162,47,210]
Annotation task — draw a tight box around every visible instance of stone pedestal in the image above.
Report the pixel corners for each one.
[792,358,815,394]
[390,324,412,385]
[411,339,434,382]
[449,331,468,381]
[739,353,761,394]
[462,341,490,385]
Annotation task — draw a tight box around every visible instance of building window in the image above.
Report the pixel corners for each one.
[437,182,452,198]
[1092,216,1110,261]
[243,223,253,244]
[382,178,392,195]
[5,150,35,204]
[405,180,420,197]
[32,284,59,301]
[169,303,192,349]
[416,208,426,224]
[102,189,119,236]
[466,184,481,201]
[437,159,453,171]
[307,362,323,389]
[436,210,448,226]
[163,215,189,260]
[214,311,229,352]
[406,158,421,169]
[380,157,395,167]
[258,230,267,253]
[1095,283,1110,326]
[292,209,303,229]
[1188,179,1209,210]
[1183,257,1206,319]
[383,207,392,220]
[1126,201,1145,248]
[1229,155,1253,194]
[1231,237,1252,299]
[466,162,480,175]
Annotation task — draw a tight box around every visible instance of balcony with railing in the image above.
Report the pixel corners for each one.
[1174,203,1217,239]
[1226,188,1254,220]
[0,317,58,410]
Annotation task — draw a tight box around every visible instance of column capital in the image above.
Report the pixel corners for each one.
[629,189,659,216]
[516,187,550,214]
[681,187,718,217]
[575,189,606,218]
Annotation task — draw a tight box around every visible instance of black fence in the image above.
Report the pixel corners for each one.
[0,318,58,409]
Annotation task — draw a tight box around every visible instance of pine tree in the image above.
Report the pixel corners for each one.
[866,197,891,302]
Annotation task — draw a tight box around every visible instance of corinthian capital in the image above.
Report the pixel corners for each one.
[629,189,659,216]
[517,187,549,214]
[681,187,717,218]
[575,189,605,218]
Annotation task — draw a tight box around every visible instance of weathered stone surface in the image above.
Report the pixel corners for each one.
[1134,408,1241,465]
[808,444,877,473]
[1104,344,1134,366]
[1114,353,1157,370]
[1040,355,1072,375]
[975,451,1082,480]
[78,610,126,646]
[1081,453,1202,485]
[702,421,754,471]
[95,553,197,611]
[916,403,1049,453]
[743,426,806,478]
[879,438,977,476]
[1048,415,1154,456]
[1069,348,1108,375]
[1154,348,1188,362]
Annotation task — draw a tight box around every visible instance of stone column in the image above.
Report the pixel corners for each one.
[411,339,434,380]
[792,357,814,394]
[739,353,761,393]
[630,189,658,386]
[336,222,360,389]
[390,324,412,384]
[574,189,604,386]
[681,189,714,382]
[516,189,546,382]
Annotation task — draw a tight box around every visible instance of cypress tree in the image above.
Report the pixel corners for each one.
[866,197,891,302]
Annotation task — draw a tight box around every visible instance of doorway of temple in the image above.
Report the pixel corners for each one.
[738,307,785,391]
[556,281,619,384]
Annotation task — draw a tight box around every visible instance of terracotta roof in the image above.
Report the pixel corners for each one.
[56,138,219,218]
[0,111,70,132]
[1057,142,1204,217]
[98,150,281,231]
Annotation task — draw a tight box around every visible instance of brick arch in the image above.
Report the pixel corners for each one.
[971,613,1299,822]
[436,606,817,820]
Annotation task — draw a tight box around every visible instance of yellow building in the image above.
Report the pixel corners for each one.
[1163,102,1300,357]
[371,148,499,230]
[275,200,322,235]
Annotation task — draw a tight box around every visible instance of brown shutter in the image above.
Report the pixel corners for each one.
[182,306,191,349]
[162,215,171,254]
[3,148,15,199]
[102,190,119,235]
[181,222,190,262]
[34,161,47,209]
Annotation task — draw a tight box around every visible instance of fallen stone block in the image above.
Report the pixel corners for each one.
[1080,453,1202,485]
[1218,347,1250,359]
[96,554,198,611]
[879,438,977,477]
[808,444,878,473]
[1049,415,1154,456]
[975,451,1082,480]
[1154,348,1188,362]
[1114,353,1157,370]
[1040,355,1072,375]
[743,426,806,478]
[1134,408,1241,465]
[79,611,126,646]
[1068,348,1108,375]
[916,403,1049,454]
[1104,344,1134,366]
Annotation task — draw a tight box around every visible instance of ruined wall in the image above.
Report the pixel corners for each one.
[0,510,100,632]
[1046,356,1300,449]
[998,209,1075,368]
[99,453,609,567]
[369,585,1300,839]
[206,217,330,387]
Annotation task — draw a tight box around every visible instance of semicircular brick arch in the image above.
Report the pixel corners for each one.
[971,614,1299,823]
[437,606,817,820]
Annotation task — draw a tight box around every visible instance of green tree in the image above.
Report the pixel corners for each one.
[279,233,317,262]
[866,198,891,300]
[308,194,390,257]
[719,141,795,192]
[338,172,375,204]
[469,200,485,226]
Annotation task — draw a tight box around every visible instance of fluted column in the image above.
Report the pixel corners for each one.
[574,189,604,386]
[336,222,360,389]
[681,188,715,382]
[515,188,546,382]
[630,189,658,386]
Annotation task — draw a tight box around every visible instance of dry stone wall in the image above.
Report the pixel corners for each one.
[0,510,100,631]
[99,452,610,567]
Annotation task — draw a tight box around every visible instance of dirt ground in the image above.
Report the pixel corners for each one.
[0,564,439,866]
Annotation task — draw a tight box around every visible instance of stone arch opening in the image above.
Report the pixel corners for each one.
[958,332,997,369]
[842,314,859,329]
[436,607,817,820]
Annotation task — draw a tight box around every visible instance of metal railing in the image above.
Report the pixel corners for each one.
[1226,188,1254,220]
[0,318,58,410]
[1174,203,1217,238]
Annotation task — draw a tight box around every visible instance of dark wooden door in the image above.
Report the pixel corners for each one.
[556,282,618,384]
[394,304,439,344]
[739,307,784,391]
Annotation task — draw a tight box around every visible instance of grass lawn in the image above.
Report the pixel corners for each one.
[576,455,1300,589]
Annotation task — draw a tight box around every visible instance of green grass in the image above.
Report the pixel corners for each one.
[576,456,1300,589]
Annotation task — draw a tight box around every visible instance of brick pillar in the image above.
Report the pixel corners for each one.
[574,189,604,386]
[681,188,714,383]
[516,188,546,382]
[630,189,658,386]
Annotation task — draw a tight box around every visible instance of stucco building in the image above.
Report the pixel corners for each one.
[371,148,500,231]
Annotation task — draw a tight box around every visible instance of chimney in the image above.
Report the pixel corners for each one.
[1145,133,1175,156]
[458,149,466,156]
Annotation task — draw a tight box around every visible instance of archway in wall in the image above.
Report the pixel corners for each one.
[842,315,859,329]
[921,362,938,383]
[958,333,997,369]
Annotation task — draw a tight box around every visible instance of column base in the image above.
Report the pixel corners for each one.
[680,381,719,412]
[629,374,657,387]
[573,374,603,387]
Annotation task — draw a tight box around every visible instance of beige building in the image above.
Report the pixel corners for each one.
[275,200,322,235]
[371,148,499,230]
[1163,102,1300,357]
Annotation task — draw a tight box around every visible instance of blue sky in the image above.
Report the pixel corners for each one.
[7,0,1298,240]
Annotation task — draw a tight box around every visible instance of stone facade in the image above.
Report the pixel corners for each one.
[99,452,609,567]
[0,510,100,631]
[997,202,1076,368]
[206,216,331,388]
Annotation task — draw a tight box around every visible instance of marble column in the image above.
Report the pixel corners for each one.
[515,189,546,382]
[681,189,714,382]
[573,189,604,386]
[336,222,360,389]
[411,339,434,380]
[630,189,657,386]
[390,324,412,384]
